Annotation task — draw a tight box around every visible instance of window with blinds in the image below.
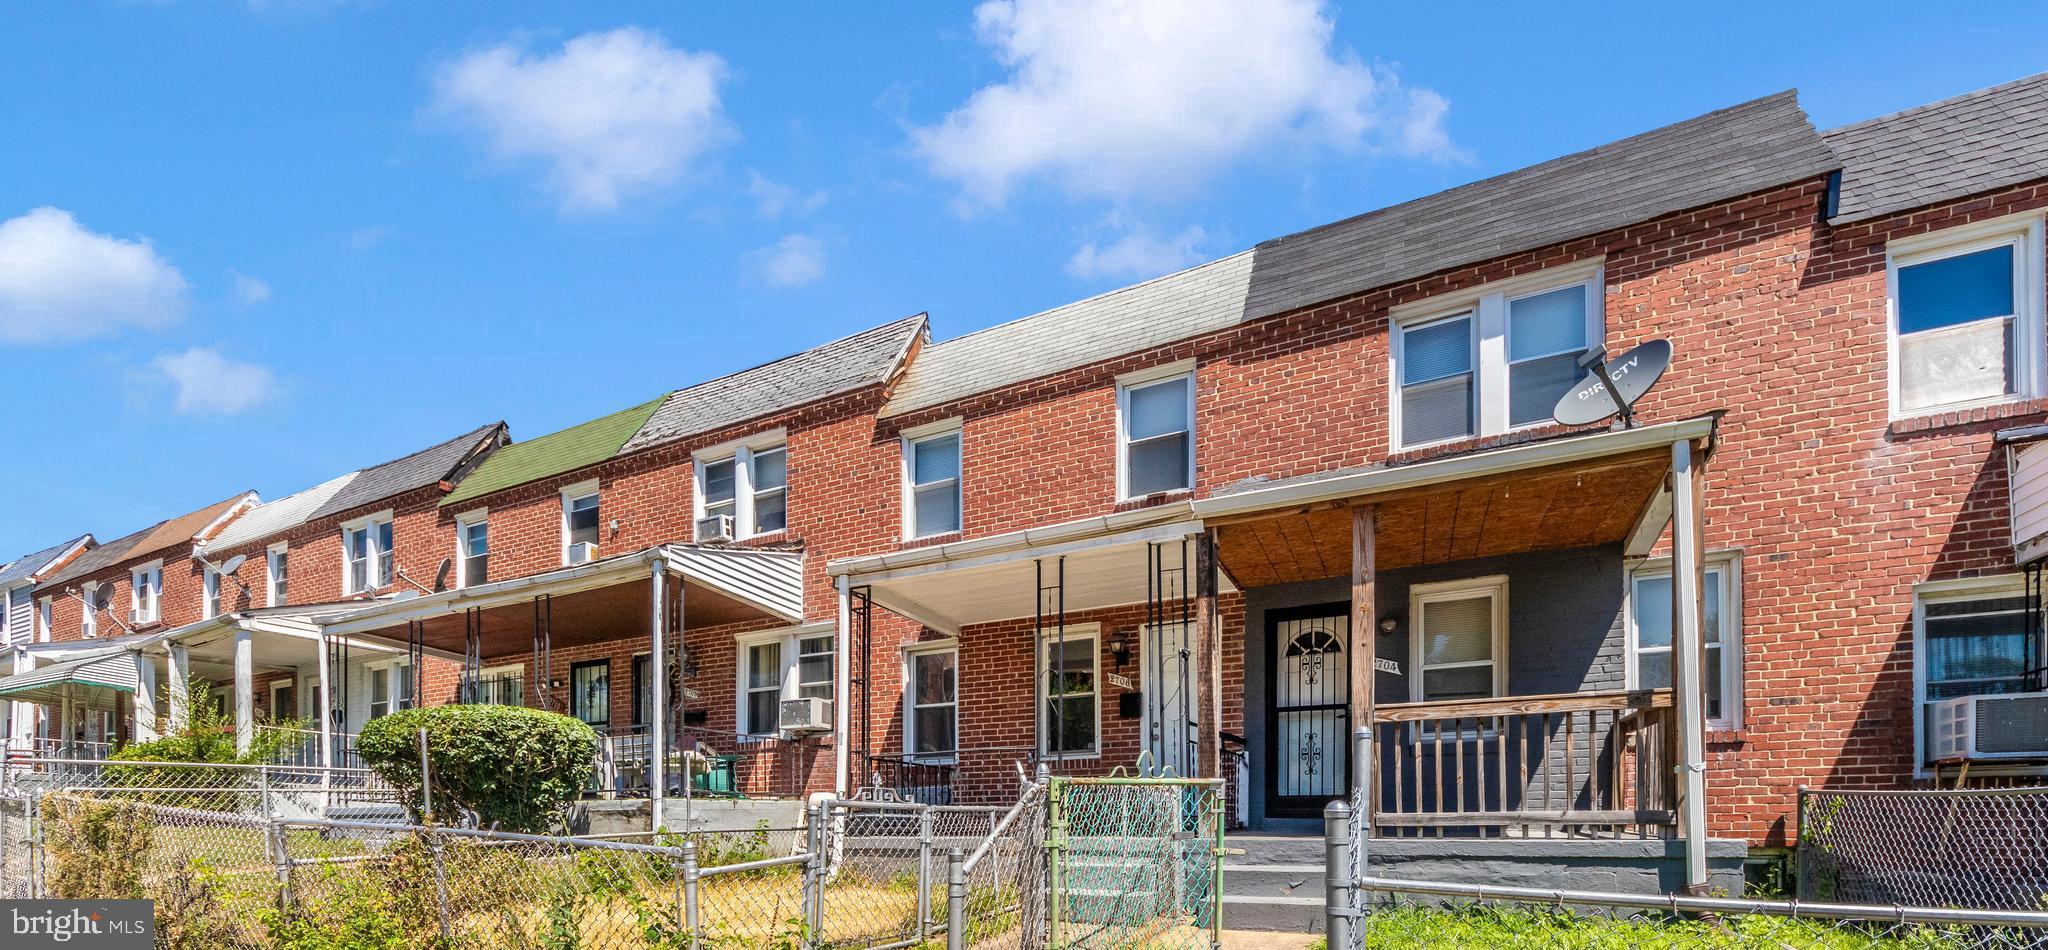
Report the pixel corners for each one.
[1409,577,1506,702]
[1392,264,1603,449]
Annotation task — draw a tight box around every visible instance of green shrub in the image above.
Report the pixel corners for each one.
[356,704,598,833]
[42,797,154,900]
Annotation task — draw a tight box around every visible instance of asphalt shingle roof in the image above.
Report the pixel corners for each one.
[881,253,1253,418]
[204,473,359,552]
[622,314,927,452]
[441,398,667,508]
[0,536,91,588]
[40,494,254,590]
[308,422,505,521]
[1824,71,2048,225]
[1242,90,1839,321]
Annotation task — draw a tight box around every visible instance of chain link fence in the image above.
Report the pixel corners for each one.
[1349,875,2048,949]
[1799,785,2048,910]
[1046,776,1224,950]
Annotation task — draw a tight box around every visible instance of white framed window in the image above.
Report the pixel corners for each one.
[1887,213,2047,417]
[1407,576,1509,702]
[903,421,963,539]
[1911,576,2045,770]
[366,660,412,720]
[904,642,959,763]
[37,597,51,643]
[1116,367,1195,500]
[203,564,222,619]
[341,512,395,595]
[129,562,162,625]
[266,543,288,607]
[1627,552,1743,730]
[695,433,789,541]
[269,679,298,722]
[734,623,836,736]
[561,481,600,565]
[1390,261,1605,449]
[81,582,101,638]
[455,510,489,588]
[1039,625,1101,758]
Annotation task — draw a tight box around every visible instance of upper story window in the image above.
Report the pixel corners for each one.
[37,597,51,642]
[1628,552,1742,729]
[1888,213,2046,417]
[81,582,103,638]
[562,482,600,565]
[130,562,162,625]
[1392,263,1604,449]
[695,435,788,541]
[456,511,489,587]
[202,564,222,619]
[266,543,288,607]
[342,512,395,595]
[903,422,963,538]
[1117,368,1195,500]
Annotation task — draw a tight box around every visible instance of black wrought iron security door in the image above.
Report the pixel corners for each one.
[1266,605,1349,817]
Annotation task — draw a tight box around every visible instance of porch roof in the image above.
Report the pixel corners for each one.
[0,647,139,705]
[316,543,803,657]
[828,416,1716,629]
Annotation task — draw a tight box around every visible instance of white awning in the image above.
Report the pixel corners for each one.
[0,648,140,705]
[2004,426,2048,564]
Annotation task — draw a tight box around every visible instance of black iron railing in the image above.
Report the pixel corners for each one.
[865,754,955,804]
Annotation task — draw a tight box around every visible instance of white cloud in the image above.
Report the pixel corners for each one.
[744,234,827,288]
[347,225,390,251]
[229,270,272,307]
[912,0,1456,208]
[431,28,732,212]
[745,171,827,219]
[1067,225,1207,281]
[0,207,188,344]
[153,346,278,416]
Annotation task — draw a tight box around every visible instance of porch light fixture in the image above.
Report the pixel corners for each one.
[1108,633,1132,669]
[1378,610,1403,635]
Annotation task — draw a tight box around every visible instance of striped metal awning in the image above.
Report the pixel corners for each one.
[0,648,140,705]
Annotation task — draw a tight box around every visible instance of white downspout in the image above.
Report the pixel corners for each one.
[833,576,852,798]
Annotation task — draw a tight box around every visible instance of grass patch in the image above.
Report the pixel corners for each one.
[1355,901,1999,948]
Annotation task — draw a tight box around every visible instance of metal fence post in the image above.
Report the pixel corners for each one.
[680,839,700,946]
[417,727,434,823]
[258,764,273,819]
[426,828,453,940]
[266,817,293,908]
[803,801,825,942]
[917,804,935,943]
[945,847,967,950]
[1325,798,1354,950]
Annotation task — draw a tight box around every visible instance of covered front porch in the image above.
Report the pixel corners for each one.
[836,415,1730,892]
[317,544,815,824]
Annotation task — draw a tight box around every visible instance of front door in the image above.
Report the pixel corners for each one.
[1266,605,1350,818]
[1140,622,1201,777]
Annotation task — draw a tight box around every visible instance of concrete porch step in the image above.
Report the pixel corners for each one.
[1220,894,1325,934]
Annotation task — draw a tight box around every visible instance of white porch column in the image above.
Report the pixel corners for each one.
[648,560,668,830]
[132,650,159,742]
[167,644,190,733]
[234,628,254,756]
[316,631,334,768]
[833,577,853,797]
[1668,439,1710,893]
[58,683,74,757]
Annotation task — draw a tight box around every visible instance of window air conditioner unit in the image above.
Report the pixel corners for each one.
[1927,691,2048,761]
[567,542,598,566]
[696,514,734,543]
[779,696,833,734]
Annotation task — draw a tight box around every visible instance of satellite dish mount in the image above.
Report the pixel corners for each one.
[1552,339,1673,429]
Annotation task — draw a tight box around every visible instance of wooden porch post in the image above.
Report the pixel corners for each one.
[316,631,334,768]
[167,644,190,732]
[1350,504,1377,810]
[132,649,158,742]
[1195,531,1220,780]
[1669,440,1710,893]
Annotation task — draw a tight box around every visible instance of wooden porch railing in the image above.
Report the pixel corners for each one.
[1369,688,1676,839]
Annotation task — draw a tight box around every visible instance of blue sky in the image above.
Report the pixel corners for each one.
[1,1,2043,553]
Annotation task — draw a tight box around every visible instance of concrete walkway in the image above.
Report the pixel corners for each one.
[1219,930,1319,949]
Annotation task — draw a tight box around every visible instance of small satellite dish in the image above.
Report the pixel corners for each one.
[433,558,452,593]
[1552,339,1673,428]
[218,553,247,576]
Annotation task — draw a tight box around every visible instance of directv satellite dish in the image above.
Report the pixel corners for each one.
[218,553,247,576]
[1552,339,1672,428]
[433,558,452,593]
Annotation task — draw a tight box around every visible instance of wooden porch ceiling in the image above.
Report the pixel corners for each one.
[1214,448,1671,587]
[352,576,767,659]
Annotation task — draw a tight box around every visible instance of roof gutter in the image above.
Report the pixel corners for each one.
[827,501,1196,578]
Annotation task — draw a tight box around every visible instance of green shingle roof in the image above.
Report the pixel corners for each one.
[441,396,666,507]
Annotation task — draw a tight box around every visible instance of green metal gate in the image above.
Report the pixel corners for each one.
[1046,776,1225,949]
